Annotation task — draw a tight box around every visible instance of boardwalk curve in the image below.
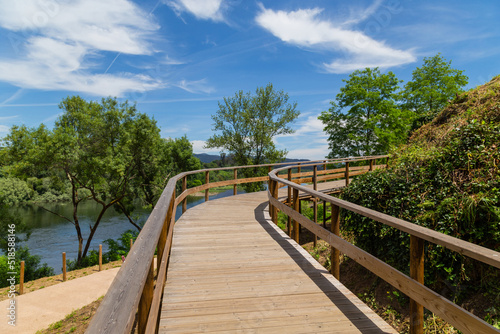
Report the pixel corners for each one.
[160,188,396,333]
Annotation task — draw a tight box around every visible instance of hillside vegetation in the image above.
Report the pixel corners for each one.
[341,75,500,325]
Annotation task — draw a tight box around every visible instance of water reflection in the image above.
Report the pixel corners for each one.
[9,189,240,273]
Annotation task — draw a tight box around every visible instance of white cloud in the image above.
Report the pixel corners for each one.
[273,112,330,160]
[341,0,385,26]
[255,5,416,73]
[174,79,215,94]
[277,113,327,139]
[0,0,162,96]
[0,124,10,138]
[0,0,157,54]
[0,59,162,96]
[164,55,185,65]
[286,146,329,161]
[190,140,220,154]
[166,0,225,22]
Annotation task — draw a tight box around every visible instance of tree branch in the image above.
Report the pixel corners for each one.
[33,203,74,225]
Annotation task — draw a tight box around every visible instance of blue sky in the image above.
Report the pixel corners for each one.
[0,0,499,160]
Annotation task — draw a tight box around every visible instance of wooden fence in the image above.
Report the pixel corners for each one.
[267,162,500,334]
[84,155,498,334]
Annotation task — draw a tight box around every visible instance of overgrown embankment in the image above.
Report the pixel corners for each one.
[341,75,500,329]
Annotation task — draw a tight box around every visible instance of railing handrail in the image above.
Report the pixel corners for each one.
[86,156,384,333]
[268,163,500,334]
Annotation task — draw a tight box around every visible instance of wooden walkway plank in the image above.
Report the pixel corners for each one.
[160,184,396,333]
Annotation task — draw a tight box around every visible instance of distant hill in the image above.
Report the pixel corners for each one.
[194,153,221,163]
[194,153,310,165]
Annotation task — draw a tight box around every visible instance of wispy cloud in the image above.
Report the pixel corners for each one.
[255,4,416,73]
[1,88,24,105]
[0,124,10,137]
[0,0,163,96]
[174,79,215,94]
[341,0,385,26]
[166,0,226,22]
[0,116,19,121]
[190,140,220,154]
[275,112,329,160]
[164,55,185,65]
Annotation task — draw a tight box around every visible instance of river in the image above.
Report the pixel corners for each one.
[11,189,239,273]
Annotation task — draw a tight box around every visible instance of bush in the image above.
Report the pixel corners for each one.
[0,246,54,288]
[0,177,32,205]
[66,229,140,271]
[340,119,500,302]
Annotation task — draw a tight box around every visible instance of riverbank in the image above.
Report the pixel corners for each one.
[0,260,122,302]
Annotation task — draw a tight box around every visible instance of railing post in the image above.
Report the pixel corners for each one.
[297,163,301,175]
[182,176,187,213]
[138,258,154,334]
[287,168,292,236]
[322,200,326,228]
[19,261,24,295]
[345,161,350,186]
[268,178,274,222]
[99,245,102,271]
[233,169,237,195]
[369,159,374,171]
[410,235,424,334]
[330,205,340,279]
[62,252,66,281]
[323,160,327,183]
[386,156,390,168]
[205,171,210,202]
[313,165,318,247]
[292,188,300,243]
[272,178,279,225]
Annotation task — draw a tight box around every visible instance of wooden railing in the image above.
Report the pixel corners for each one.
[268,162,500,334]
[86,156,386,333]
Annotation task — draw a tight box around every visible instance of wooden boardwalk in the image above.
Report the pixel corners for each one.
[160,182,397,333]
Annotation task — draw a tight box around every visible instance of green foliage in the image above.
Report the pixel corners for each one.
[0,201,30,254]
[104,229,139,262]
[164,136,203,192]
[340,85,500,303]
[402,53,468,130]
[206,83,300,192]
[319,68,411,158]
[0,246,54,288]
[1,124,52,179]
[0,177,32,205]
[66,229,139,271]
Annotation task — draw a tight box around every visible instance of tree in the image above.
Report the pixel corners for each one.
[402,53,468,129]
[205,83,299,191]
[3,97,170,265]
[319,68,411,158]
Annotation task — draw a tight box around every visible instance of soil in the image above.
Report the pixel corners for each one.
[35,298,103,334]
[0,260,122,302]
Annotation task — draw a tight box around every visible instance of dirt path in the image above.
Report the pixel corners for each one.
[0,267,120,333]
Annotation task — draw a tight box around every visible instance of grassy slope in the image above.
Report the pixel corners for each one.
[338,75,500,331]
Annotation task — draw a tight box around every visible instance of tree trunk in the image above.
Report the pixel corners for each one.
[81,204,109,260]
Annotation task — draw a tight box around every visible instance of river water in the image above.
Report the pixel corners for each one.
[11,189,239,273]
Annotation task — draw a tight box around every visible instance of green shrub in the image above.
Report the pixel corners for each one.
[341,119,500,303]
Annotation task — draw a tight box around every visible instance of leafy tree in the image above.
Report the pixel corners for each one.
[2,97,170,265]
[319,68,411,158]
[205,83,299,191]
[1,124,52,179]
[0,177,32,205]
[402,53,468,129]
[0,200,54,287]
